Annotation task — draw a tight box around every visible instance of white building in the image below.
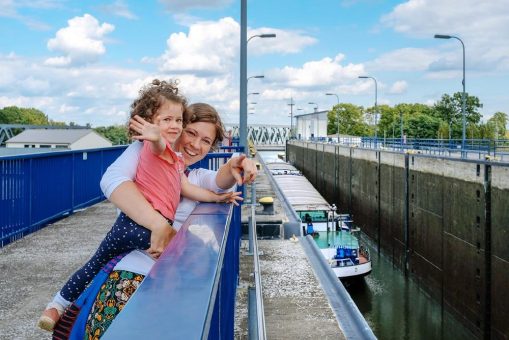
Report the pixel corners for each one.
[294,110,328,140]
[6,129,112,150]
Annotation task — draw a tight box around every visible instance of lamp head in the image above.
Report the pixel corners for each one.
[358,76,368,79]
[434,34,451,39]
[260,33,276,38]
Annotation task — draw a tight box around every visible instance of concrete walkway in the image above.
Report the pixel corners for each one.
[0,201,116,340]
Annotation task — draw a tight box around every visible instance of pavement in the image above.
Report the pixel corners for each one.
[0,201,116,340]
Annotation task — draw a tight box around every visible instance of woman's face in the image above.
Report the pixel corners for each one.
[175,121,217,166]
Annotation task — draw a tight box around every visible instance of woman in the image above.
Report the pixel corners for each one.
[53,103,256,339]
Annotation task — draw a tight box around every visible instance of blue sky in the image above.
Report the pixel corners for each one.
[1,0,508,127]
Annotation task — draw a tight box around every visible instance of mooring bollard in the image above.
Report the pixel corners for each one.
[258,196,274,215]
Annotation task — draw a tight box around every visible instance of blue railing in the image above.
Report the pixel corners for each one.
[103,202,241,340]
[2,146,243,338]
[0,146,127,247]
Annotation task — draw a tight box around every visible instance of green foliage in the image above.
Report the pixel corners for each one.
[487,111,507,138]
[327,103,370,136]
[325,92,506,140]
[0,106,50,125]
[431,92,482,138]
[94,125,129,145]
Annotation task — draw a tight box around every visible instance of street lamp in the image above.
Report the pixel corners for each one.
[288,97,295,139]
[247,33,276,43]
[358,75,378,148]
[239,16,276,150]
[434,34,466,157]
[248,92,260,96]
[248,75,264,82]
[308,102,318,112]
[326,93,340,142]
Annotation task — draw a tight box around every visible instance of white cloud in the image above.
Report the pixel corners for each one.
[158,0,233,12]
[388,80,408,94]
[0,0,58,30]
[247,28,317,55]
[368,47,438,72]
[159,17,239,75]
[381,0,509,72]
[45,14,115,67]
[99,0,137,20]
[267,54,365,89]
[157,17,317,77]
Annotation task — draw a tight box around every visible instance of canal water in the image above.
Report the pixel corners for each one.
[258,151,476,340]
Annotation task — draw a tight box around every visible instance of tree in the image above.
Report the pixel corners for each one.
[431,92,483,139]
[0,106,50,125]
[327,103,369,137]
[487,111,507,138]
[94,125,129,145]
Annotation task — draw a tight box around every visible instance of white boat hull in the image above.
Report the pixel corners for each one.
[321,248,372,279]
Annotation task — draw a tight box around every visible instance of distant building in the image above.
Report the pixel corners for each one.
[5,129,112,150]
[294,110,328,140]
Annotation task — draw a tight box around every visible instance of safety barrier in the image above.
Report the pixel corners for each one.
[0,146,126,247]
[102,202,241,339]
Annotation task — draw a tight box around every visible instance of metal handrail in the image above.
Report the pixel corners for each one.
[249,182,267,340]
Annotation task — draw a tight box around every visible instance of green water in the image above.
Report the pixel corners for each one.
[259,150,476,339]
[347,234,477,340]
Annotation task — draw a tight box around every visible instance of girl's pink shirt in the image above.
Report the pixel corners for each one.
[134,140,184,221]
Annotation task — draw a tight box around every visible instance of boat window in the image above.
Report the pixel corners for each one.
[297,210,328,222]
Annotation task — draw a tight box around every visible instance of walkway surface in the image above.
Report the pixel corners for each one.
[0,201,115,340]
[1,159,345,339]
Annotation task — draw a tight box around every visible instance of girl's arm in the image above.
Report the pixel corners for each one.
[181,174,243,205]
[100,142,175,258]
[215,154,258,189]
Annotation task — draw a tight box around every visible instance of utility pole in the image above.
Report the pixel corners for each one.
[288,97,295,139]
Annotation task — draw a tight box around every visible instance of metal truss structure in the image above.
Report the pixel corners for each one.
[224,124,290,145]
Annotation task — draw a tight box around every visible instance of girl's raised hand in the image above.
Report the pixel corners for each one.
[130,115,161,142]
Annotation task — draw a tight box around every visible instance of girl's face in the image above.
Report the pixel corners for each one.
[175,121,217,166]
[153,100,183,145]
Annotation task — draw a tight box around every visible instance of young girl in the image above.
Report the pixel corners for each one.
[38,79,241,331]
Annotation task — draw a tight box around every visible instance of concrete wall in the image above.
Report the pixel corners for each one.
[287,141,509,339]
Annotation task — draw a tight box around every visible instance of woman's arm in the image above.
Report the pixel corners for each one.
[100,142,175,258]
[109,181,176,257]
[215,154,258,189]
[100,142,142,198]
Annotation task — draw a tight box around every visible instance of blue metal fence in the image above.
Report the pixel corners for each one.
[2,146,243,339]
[1,146,126,247]
[102,203,241,340]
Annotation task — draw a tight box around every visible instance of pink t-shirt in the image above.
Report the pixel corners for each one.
[135,141,184,221]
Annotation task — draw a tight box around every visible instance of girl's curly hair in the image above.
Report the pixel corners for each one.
[128,79,188,138]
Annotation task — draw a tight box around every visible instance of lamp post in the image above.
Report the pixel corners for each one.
[326,93,340,142]
[434,34,466,157]
[288,97,295,139]
[308,102,318,112]
[247,33,276,43]
[239,1,276,151]
[358,75,378,148]
[308,102,319,139]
